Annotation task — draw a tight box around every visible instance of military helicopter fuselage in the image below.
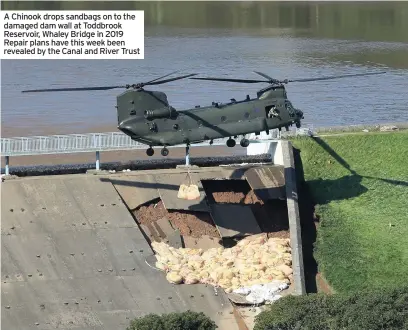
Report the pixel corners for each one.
[116,84,303,149]
[21,70,385,158]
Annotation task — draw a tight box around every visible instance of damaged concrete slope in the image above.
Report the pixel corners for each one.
[110,165,286,240]
[107,161,304,330]
[1,175,239,330]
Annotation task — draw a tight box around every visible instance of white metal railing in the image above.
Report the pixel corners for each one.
[0,131,281,157]
[1,128,312,175]
[1,132,141,156]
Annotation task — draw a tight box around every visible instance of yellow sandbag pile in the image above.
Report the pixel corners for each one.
[151,234,293,293]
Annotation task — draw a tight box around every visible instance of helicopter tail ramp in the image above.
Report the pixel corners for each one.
[1,175,239,330]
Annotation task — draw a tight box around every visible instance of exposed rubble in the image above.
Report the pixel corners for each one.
[134,199,219,238]
[132,180,290,243]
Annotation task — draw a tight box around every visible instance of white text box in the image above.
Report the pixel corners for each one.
[1,11,144,59]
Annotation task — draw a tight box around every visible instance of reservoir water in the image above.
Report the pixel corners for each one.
[1,1,408,137]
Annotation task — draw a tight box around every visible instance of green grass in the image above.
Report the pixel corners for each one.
[254,285,408,330]
[290,130,408,294]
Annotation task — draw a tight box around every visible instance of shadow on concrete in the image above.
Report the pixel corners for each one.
[201,175,285,205]
[102,167,289,244]
[293,147,320,293]
[100,177,180,191]
[201,178,289,238]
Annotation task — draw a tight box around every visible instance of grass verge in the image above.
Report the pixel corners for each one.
[290,130,408,294]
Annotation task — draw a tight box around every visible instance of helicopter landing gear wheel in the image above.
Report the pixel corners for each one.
[226,138,236,148]
[240,138,250,148]
[146,147,154,157]
[161,147,169,157]
[296,121,301,128]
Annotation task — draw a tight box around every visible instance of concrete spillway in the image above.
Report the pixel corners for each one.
[1,140,306,330]
[1,174,239,330]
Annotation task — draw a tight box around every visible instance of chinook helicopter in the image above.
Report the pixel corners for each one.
[22,70,385,158]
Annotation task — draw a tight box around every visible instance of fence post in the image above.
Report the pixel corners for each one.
[5,156,10,175]
[95,151,100,171]
[185,145,190,166]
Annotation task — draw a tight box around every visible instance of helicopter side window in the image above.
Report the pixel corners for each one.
[265,105,280,119]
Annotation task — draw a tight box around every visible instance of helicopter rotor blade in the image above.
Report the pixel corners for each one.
[146,73,198,85]
[21,85,126,93]
[21,72,196,93]
[253,71,281,84]
[22,71,386,93]
[282,71,386,84]
[190,77,268,84]
[144,70,181,85]
[190,71,386,86]
[253,71,273,80]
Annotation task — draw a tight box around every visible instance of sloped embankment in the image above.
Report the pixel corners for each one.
[291,130,408,294]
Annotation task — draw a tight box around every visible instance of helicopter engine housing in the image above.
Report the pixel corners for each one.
[257,85,287,99]
[116,89,170,126]
[144,107,175,120]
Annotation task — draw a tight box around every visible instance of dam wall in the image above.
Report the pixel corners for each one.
[1,174,240,330]
[1,137,307,329]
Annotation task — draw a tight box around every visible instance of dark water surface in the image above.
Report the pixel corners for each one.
[2,1,408,137]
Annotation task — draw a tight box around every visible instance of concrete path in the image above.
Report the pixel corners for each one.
[1,175,239,330]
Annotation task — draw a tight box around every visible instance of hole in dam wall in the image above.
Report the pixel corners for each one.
[117,178,291,249]
[126,175,317,295]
